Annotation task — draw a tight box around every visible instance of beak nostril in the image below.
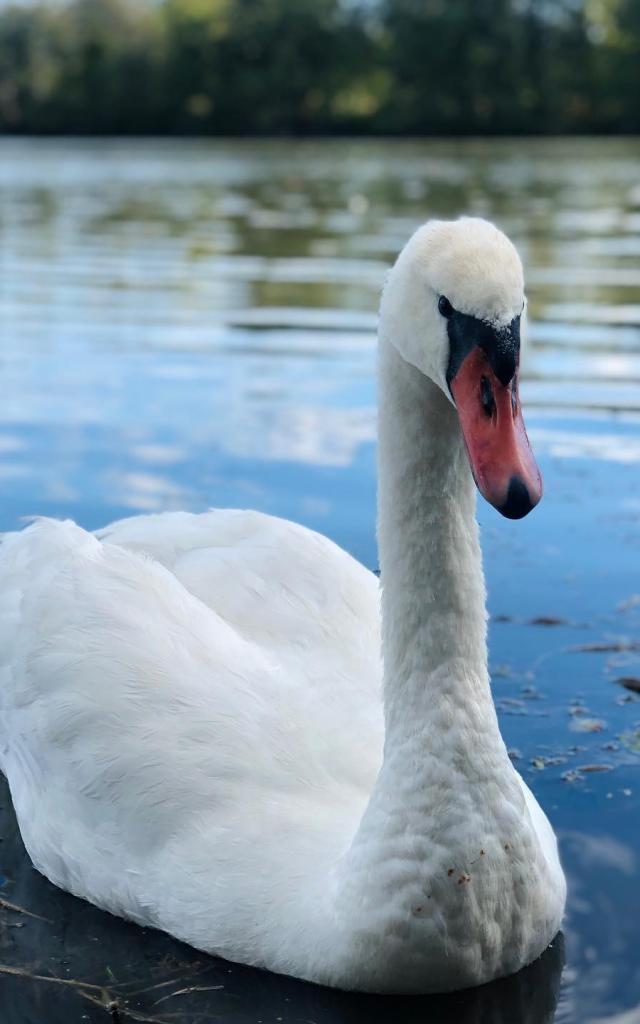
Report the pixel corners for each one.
[480,376,495,418]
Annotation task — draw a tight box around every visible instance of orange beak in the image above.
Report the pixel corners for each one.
[450,346,542,519]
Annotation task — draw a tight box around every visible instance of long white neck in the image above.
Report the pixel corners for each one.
[375,334,508,771]
[377,336,489,732]
[333,335,517,949]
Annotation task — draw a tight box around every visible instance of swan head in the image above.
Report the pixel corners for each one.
[380,216,542,519]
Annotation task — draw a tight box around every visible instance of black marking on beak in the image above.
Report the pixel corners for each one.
[499,476,535,520]
[446,310,521,391]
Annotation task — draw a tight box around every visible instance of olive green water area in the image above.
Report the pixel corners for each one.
[0,137,639,1023]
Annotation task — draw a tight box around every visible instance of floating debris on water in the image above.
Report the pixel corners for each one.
[569,703,589,716]
[620,730,640,753]
[561,764,612,781]
[571,641,640,653]
[570,717,607,733]
[615,676,640,693]
[531,755,567,770]
[491,663,514,678]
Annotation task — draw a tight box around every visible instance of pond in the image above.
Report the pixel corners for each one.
[0,137,639,1023]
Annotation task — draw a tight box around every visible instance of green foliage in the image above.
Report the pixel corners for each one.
[0,0,637,134]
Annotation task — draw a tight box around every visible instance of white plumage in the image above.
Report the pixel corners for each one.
[0,218,566,993]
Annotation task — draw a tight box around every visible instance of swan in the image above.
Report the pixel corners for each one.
[0,216,566,994]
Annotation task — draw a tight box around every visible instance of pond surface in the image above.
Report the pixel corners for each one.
[0,137,639,1023]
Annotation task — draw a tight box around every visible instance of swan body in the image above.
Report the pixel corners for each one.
[0,217,566,993]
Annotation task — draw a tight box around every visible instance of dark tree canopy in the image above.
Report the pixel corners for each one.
[0,0,638,134]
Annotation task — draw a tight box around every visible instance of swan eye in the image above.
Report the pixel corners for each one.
[438,295,454,318]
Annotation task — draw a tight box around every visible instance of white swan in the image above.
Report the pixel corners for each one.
[0,217,565,994]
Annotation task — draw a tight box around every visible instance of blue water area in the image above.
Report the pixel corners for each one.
[0,138,639,1023]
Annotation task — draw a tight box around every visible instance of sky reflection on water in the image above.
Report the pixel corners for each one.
[0,138,639,1023]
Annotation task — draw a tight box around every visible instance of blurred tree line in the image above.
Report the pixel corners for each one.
[0,0,638,134]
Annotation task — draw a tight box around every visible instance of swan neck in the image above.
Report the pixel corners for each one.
[377,336,491,732]
[332,336,516,931]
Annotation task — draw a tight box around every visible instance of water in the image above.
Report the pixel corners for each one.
[0,137,639,1022]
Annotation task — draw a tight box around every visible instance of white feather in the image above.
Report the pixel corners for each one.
[0,217,565,993]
